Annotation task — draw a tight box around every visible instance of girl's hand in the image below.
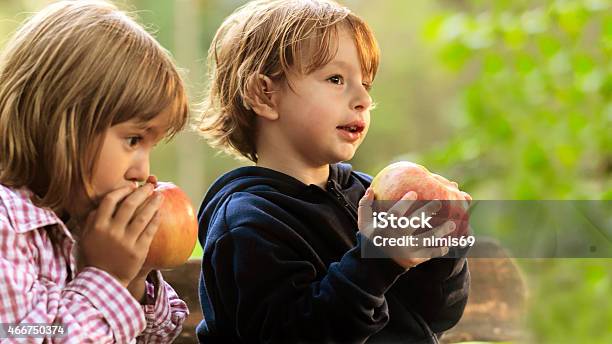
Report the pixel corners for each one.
[358,188,454,270]
[126,268,153,303]
[77,183,163,287]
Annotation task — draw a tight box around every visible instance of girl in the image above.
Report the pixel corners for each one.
[0,1,189,342]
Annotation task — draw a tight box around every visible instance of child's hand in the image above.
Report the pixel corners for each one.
[77,183,163,287]
[358,188,454,270]
[126,268,153,303]
[430,173,472,204]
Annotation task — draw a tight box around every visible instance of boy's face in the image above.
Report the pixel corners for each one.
[77,108,171,217]
[267,28,373,166]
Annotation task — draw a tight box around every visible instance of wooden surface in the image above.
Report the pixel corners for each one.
[440,239,527,343]
[163,238,526,343]
[161,260,203,343]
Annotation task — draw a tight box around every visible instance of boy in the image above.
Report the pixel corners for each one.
[196,0,469,342]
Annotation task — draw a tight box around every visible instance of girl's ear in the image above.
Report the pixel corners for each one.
[244,74,280,121]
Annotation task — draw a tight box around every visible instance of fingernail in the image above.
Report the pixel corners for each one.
[449,222,456,231]
[405,191,417,200]
[155,192,164,201]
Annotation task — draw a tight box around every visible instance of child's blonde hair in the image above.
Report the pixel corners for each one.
[197,0,379,162]
[0,0,189,210]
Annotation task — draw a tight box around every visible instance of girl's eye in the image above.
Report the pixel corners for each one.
[126,136,143,147]
[362,82,373,92]
[327,75,344,85]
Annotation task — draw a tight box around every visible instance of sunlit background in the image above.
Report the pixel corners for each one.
[1,0,610,343]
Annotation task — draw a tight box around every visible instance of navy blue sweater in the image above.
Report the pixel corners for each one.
[197,163,469,343]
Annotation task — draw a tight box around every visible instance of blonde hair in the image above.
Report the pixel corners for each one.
[0,0,189,210]
[197,0,379,162]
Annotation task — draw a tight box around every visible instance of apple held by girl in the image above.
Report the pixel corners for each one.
[144,176,198,269]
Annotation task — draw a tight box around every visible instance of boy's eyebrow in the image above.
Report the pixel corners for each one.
[324,60,350,69]
[322,60,360,73]
[321,60,372,82]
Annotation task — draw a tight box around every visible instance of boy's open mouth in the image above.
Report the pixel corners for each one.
[336,121,365,133]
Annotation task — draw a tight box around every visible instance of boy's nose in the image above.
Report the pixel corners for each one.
[350,86,372,112]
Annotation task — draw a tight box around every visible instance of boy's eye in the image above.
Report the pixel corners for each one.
[126,136,143,147]
[327,75,344,85]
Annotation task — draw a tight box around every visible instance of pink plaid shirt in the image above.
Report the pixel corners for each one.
[0,184,189,343]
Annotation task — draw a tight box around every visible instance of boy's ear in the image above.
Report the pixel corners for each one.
[244,74,280,121]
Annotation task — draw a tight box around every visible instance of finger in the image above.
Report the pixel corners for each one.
[146,175,158,186]
[125,191,163,241]
[394,257,430,269]
[394,243,450,261]
[136,210,162,249]
[410,245,450,259]
[426,245,450,258]
[359,188,374,207]
[358,188,374,227]
[415,220,455,242]
[431,173,457,188]
[387,191,418,219]
[95,185,138,229]
[358,189,377,236]
[112,183,156,232]
[410,199,441,220]
[454,192,471,214]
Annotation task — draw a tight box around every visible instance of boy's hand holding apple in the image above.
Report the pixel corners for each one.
[358,161,472,270]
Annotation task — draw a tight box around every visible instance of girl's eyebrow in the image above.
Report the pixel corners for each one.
[130,120,157,133]
[138,121,166,139]
[131,119,151,130]
[125,121,156,136]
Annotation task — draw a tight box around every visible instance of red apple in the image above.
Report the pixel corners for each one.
[144,180,198,269]
[371,161,470,237]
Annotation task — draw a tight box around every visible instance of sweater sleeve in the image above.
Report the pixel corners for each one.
[393,256,470,334]
[205,197,408,343]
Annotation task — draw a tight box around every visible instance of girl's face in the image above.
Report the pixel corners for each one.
[71,108,172,219]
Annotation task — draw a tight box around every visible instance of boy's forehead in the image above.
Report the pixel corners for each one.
[310,37,366,74]
[298,26,368,73]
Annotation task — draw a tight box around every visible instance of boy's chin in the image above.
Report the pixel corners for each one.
[330,150,357,163]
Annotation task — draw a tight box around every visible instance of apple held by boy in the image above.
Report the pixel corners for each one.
[143,177,198,269]
[371,161,471,237]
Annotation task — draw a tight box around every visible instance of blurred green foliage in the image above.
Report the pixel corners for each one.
[421,1,611,343]
[422,0,611,200]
